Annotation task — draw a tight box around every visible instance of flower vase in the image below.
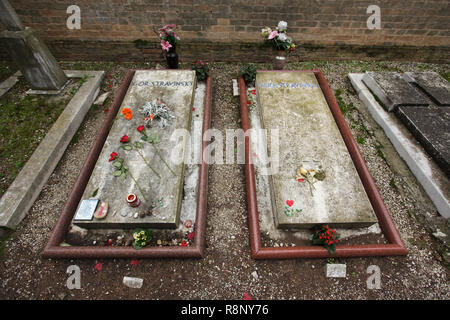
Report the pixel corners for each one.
[166,46,179,69]
[273,50,286,70]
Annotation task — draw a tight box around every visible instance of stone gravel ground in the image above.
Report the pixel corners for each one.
[0,60,449,300]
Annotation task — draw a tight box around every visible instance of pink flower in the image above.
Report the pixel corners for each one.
[268,30,278,39]
[161,40,172,52]
[159,24,176,31]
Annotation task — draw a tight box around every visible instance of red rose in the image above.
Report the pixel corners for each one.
[109,152,118,162]
[137,125,145,133]
[187,232,195,241]
[120,135,129,143]
[251,89,256,95]
[180,240,188,247]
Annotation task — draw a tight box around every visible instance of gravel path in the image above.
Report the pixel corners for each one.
[0,60,449,300]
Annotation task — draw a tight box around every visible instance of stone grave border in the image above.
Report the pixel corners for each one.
[42,70,212,259]
[239,70,408,259]
[0,70,105,230]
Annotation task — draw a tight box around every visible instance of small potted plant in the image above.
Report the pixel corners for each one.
[240,63,257,85]
[191,60,210,81]
[261,21,296,70]
[155,24,180,69]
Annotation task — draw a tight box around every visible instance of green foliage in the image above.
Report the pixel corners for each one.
[132,228,153,250]
[440,72,450,82]
[191,60,210,81]
[389,178,398,191]
[335,88,355,116]
[240,64,257,84]
[0,84,70,196]
[111,157,128,181]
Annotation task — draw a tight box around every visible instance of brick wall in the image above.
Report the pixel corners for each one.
[1,0,449,62]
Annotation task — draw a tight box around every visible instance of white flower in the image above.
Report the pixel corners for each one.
[277,21,288,31]
[261,27,272,37]
[277,33,287,41]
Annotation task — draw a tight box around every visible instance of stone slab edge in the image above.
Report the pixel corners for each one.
[349,73,450,219]
[0,71,20,98]
[0,70,105,229]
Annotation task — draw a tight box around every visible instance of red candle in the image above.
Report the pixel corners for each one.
[126,194,141,208]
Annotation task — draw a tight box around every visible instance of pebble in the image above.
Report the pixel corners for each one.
[251,271,259,281]
[133,212,139,219]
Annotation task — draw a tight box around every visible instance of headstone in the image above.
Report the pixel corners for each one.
[74,70,196,229]
[0,28,68,90]
[256,71,377,229]
[395,106,450,177]
[325,264,346,278]
[362,72,428,112]
[0,0,25,31]
[0,1,67,91]
[403,72,450,106]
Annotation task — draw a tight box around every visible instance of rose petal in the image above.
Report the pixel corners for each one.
[94,262,103,271]
[243,292,252,300]
[131,260,139,266]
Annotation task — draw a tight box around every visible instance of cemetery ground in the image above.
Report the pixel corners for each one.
[0,60,449,299]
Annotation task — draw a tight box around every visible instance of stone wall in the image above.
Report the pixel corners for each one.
[1,0,449,62]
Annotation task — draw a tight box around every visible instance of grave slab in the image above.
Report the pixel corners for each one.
[362,72,428,112]
[395,106,450,178]
[349,73,450,219]
[74,70,196,229]
[403,72,450,106]
[256,71,377,229]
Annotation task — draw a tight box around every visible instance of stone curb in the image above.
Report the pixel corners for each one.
[0,70,105,229]
[0,71,20,98]
[348,73,450,219]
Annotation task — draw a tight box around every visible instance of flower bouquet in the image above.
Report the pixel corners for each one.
[155,24,180,68]
[261,21,296,69]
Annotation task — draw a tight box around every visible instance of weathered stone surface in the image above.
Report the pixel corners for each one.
[325,264,346,278]
[403,72,450,106]
[74,70,196,229]
[256,71,377,229]
[0,71,104,229]
[0,0,25,31]
[0,71,19,97]
[395,106,450,178]
[123,276,143,289]
[349,73,450,219]
[0,28,68,90]
[362,72,428,112]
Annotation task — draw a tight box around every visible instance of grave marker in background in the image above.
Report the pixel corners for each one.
[0,0,68,91]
